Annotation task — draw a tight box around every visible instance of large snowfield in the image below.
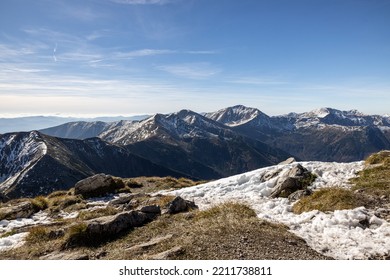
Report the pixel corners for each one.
[1,160,390,259]
[167,161,390,260]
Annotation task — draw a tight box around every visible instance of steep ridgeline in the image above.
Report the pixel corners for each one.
[99,110,292,180]
[0,131,184,198]
[40,121,115,140]
[206,105,390,162]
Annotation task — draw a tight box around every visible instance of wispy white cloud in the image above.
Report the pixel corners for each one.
[113,49,175,59]
[157,62,221,79]
[110,0,173,5]
[86,30,111,41]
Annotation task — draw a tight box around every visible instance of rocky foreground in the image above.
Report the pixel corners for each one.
[1,151,390,260]
[0,173,329,260]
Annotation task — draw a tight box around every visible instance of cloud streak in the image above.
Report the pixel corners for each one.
[110,0,173,5]
[157,62,221,79]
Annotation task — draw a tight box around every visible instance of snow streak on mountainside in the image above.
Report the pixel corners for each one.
[204,105,269,127]
[205,106,390,162]
[167,160,390,260]
[287,107,390,130]
[206,105,390,131]
[114,110,292,180]
[100,110,231,145]
[0,132,47,193]
[0,131,185,198]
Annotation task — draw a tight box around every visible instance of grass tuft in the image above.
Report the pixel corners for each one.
[26,226,51,244]
[350,150,390,203]
[30,196,48,211]
[292,187,365,214]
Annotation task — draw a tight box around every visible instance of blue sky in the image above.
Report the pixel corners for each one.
[0,0,389,117]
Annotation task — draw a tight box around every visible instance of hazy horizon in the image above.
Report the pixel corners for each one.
[1,0,389,116]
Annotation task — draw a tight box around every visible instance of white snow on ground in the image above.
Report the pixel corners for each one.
[166,161,390,259]
[0,232,28,252]
[0,211,51,234]
[0,209,79,252]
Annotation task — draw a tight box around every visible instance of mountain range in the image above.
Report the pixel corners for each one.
[0,115,149,134]
[1,105,390,199]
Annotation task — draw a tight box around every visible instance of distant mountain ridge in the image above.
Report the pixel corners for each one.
[0,131,184,198]
[0,115,150,134]
[206,105,390,162]
[2,105,390,198]
[39,105,390,162]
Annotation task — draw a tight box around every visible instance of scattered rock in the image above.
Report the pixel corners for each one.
[108,194,134,206]
[164,196,198,214]
[148,246,184,260]
[260,169,281,182]
[40,251,89,260]
[138,205,161,214]
[270,164,316,198]
[126,234,173,251]
[0,201,36,220]
[48,228,66,239]
[278,157,296,165]
[74,174,119,198]
[288,189,312,202]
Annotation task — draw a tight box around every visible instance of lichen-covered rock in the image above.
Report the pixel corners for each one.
[0,201,36,220]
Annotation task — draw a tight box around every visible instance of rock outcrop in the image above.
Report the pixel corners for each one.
[270,164,316,198]
[0,201,36,220]
[65,207,162,247]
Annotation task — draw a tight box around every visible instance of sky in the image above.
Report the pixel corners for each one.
[0,0,389,117]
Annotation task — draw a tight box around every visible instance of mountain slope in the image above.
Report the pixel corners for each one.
[40,121,115,140]
[101,110,292,179]
[0,131,184,198]
[207,106,390,162]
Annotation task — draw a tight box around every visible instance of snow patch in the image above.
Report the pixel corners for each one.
[0,232,28,252]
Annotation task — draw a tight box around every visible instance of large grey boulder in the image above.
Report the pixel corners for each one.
[270,164,316,198]
[0,201,36,220]
[74,174,118,198]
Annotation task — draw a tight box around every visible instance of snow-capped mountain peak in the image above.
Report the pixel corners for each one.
[205,105,269,127]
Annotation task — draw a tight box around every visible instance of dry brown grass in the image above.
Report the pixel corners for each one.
[30,196,48,211]
[103,202,327,260]
[48,194,84,213]
[292,187,366,214]
[350,151,390,201]
[123,176,207,194]
[77,207,120,221]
